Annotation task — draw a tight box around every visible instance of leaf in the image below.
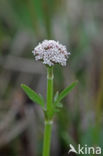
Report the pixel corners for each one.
[54,91,59,102]
[21,84,45,108]
[53,102,63,113]
[55,81,78,104]
[56,102,63,108]
[53,108,60,113]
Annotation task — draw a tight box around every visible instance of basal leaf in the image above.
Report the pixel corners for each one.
[21,84,45,108]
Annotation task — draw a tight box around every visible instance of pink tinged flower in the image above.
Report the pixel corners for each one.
[32,40,70,66]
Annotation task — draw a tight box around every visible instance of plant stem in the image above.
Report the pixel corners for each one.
[43,120,53,156]
[43,67,54,156]
[47,67,53,113]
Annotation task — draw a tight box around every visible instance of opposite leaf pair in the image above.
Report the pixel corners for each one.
[21,81,78,113]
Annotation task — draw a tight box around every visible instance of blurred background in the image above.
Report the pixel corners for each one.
[0,0,103,156]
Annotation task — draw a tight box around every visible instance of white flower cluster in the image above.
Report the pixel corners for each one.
[32,40,70,66]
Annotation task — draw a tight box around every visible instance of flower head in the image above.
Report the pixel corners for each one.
[32,40,70,66]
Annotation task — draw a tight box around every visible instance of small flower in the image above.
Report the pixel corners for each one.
[32,40,70,66]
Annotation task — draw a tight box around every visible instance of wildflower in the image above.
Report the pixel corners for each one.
[22,40,77,156]
[32,40,70,66]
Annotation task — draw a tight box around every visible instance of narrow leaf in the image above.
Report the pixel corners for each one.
[56,102,63,108]
[55,81,78,103]
[21,84,45,108]
[54,91,59,102]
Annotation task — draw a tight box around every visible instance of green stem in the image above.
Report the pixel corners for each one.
[43,67,54,156]
[43,120,53,156]
[47,67,53,113]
